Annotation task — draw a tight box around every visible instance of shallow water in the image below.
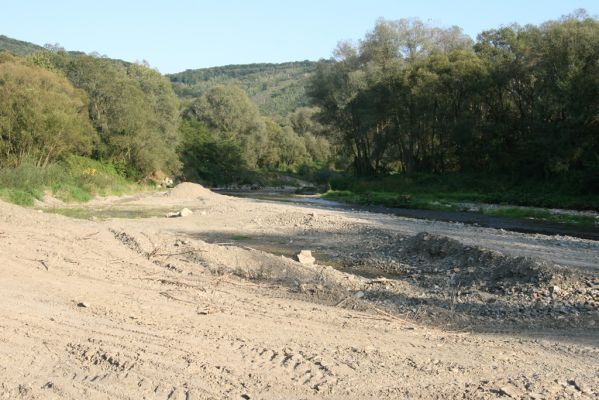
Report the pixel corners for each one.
[218,190,599,241]
[42,206,179,220]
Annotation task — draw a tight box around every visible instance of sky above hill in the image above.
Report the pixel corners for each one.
[2,0,597,73]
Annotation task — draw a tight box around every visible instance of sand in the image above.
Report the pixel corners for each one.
[0,184,597,399]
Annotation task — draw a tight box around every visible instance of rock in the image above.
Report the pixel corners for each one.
[179,208,193,217]
[166,208,194,218]
[552,285,561,295]
[567,379,588,393]
[296,250,316,265]
[353,291,365,299]
[77,302,89,308]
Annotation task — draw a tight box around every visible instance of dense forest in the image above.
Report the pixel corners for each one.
[309,10,598,193]
[0,9,597,208]
[0,38,332,199]
[168,61,317,117]
[0,35,45,56]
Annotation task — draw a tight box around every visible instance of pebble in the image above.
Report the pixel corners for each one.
[552,285,561,294]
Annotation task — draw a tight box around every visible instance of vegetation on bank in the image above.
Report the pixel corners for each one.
[0,156,151,206]
[0,44,333,205]
[322,173,598,226]
[178,87,333,185]
[309,11,598,196]
[0,10,597,219]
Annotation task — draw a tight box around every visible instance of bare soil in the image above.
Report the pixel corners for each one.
[1,183,598,399]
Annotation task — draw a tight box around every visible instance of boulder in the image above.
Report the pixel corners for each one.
[296,250,316,265]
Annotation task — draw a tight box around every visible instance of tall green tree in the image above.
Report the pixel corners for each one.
[0,60,95,167]
[178,118,245,185]
[35,52,181,177]
[309,12,598,189]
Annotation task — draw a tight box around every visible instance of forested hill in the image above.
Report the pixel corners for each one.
[167,61,319,117]
[0,35,44,56]
[1,33,318,117]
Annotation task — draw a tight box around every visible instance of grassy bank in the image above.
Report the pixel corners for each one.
[0,156,154,207]
[323,173,599,226]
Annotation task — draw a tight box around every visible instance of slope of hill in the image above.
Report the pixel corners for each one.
[168,61,321,117]
[1,33,319,117]
[0,34,44,56]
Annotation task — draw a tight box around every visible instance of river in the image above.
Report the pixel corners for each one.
[216,190,599,241]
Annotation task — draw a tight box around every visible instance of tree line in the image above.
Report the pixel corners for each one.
[0,50,181,179]
[309,11,598,191]
[179,86,332,184]
[0,49,332,185]
[0,10,596,192]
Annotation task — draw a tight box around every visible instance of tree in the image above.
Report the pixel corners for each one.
[309,12,598,187]
[0,60,95,167]
[310,18,475,175]
[178,118,245,185]
[38,52,181,177]
[187,85,263,135]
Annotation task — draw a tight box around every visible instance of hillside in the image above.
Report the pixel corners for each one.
[0,33,319,117]
[0,34,44,56]
[168,61,321,117]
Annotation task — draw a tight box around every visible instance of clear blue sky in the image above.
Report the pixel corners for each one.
[1,0,597,74]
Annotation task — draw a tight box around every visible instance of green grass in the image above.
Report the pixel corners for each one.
[323,190,462,211]
[0,188,42,206]
[323,189,597,226]
[46,207,178,220]
[327,173,599,211]
[0,156,155,207]
[322,173,599,227]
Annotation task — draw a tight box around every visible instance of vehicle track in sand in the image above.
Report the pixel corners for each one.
[1,183,597,399]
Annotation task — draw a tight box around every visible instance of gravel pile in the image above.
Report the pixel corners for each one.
[337,232,599,330]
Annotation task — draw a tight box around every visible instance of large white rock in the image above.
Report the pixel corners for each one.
[166,208,194,218]
[296,250,316,265]
[179,208,193,217]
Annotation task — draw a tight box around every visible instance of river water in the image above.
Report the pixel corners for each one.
[216,190,599,241]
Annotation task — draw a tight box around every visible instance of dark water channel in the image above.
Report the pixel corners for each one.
[217,190,599,241]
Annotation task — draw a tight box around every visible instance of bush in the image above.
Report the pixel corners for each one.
[0,60,96,168]
[327,172,599,210]
[0,156,150,206]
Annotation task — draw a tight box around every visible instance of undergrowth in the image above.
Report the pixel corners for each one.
[0,156,154,206]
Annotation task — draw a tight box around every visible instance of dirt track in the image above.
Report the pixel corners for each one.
[1,184,598,399]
